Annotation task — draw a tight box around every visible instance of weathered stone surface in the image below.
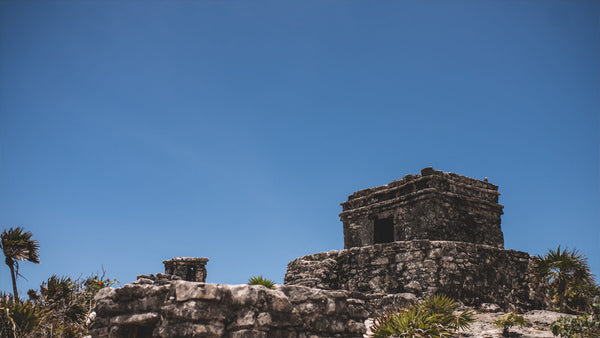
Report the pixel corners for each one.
[90,277,370,337]
[364,310,572,337]
[285,240,549,311]
[524,310,577,328]
[363,292,418,315]
[459,310,576,337]
[111,312,159,326]
[479,303,502,313]
[341,167,504,249]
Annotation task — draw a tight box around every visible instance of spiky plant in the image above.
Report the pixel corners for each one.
[39,275,87,336]
[248,275,275,289]
[372,307,455,338]
[0,306,16,338]
[34,272,118,337]
[40,275,75,304]
[0,293,44,337]
[370,294,475,337]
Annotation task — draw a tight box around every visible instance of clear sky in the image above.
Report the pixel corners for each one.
[0,0,598,295]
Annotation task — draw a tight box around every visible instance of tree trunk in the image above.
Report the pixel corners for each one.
[9,265,18,299]
[557,279,566,313]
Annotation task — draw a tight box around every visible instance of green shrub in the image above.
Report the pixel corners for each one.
[0,305,16,338]
[551,302,600,337]
[370,294,474,338]
[1,269,120,337]
[36,272,118,337]
[248,275,275,289]
[493,312,530,337]
[0,294,44,337]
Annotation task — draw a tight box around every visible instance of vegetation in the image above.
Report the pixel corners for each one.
[533,246,599,313]
[248,275,275,289]
[0,293,44,337]
[370,294,474,338]
[0,226,120,336]
[0,271,118,337]
[1,227,41,299]
[551,302,600,337]
[493,312,530,337]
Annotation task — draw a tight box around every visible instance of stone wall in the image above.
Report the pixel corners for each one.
[285,240,548,311]
[341,168,504,249]
[90,274,370,338]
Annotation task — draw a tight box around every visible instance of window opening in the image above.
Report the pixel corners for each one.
[374,217,394,244]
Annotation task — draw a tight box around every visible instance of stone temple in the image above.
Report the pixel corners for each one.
[340,166,504,249]
[285,167,548,310]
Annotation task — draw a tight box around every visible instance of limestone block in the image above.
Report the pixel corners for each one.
[111,312,159,326]
[479,303,502,312]
[174,281,221,302]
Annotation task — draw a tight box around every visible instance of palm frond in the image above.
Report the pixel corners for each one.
[533,246,596,312]
[1,227,41,266]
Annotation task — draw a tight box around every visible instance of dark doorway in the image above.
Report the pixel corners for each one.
[185,266,197,281]
[374,217,394,244]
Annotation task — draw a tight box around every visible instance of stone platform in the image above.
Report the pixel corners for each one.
[285,240,548,311]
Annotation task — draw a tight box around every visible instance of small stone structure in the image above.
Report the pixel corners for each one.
[341,167,504,249]
[163,257,208,282]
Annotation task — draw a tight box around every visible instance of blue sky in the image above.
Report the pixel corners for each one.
[0,0,598,295]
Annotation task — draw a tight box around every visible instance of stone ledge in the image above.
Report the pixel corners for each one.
[91,280,371,337]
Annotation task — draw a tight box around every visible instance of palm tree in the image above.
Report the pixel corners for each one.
[533,246,593,313]
[0,227,40,299]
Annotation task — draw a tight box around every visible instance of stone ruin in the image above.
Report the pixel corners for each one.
[90,168,549,337]
[163,257,209,282]
[285,167,548,310]
[340,167,504,249]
